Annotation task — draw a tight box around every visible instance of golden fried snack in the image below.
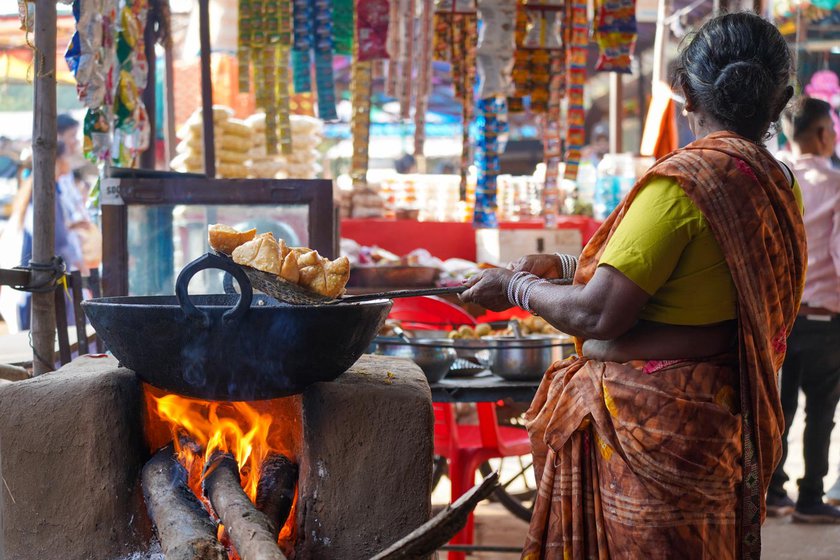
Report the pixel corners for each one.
[279,252,300,284]
[231,233,283,275]
[208,224,257,255]
[323,256,350,298]
[298,265,327,296]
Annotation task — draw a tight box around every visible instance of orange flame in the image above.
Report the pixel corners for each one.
[143,385,302,551]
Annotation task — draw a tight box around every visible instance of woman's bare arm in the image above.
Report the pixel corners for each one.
[461,265,650,340]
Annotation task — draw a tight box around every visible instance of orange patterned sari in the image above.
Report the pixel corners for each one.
[522,132,806,559]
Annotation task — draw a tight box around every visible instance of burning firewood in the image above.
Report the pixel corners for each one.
[203,451,289,560]
[368,471,500,560]
[256,453,298,538]
[141,444,227,560]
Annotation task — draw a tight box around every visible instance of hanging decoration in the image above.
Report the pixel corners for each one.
[593,0,637,73]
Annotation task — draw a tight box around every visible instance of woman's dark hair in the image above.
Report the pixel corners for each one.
[673,12,793,142]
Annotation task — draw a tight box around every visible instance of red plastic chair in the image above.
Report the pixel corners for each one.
[433,402,531,559]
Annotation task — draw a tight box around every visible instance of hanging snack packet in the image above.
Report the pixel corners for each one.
[357,0,390,61]
[593,0,637,73]
[476,0,516,99]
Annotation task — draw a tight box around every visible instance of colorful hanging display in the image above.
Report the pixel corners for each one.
[288,0,337,121]
[593,0,637,74]
[563,0,587,181]
[350,0,378,188]
[508,0,529,113]
[473,97,507,228]
[67,0,148,168]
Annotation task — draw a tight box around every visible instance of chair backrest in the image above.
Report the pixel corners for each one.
[55,269,102,365]
[433,402,505,456]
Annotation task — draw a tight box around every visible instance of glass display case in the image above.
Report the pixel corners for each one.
[101,173,335,297]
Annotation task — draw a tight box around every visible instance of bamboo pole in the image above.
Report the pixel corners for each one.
[164,40,177,168]
[198,0,216,177]
[31,0,58,375]
[140,5,157,171]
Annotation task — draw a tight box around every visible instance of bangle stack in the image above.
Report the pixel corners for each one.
[555,253,579,279]
[507,271,547,314]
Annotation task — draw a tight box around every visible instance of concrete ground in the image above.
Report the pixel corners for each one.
[434,394,840,559]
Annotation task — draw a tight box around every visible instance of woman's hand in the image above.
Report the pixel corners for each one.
[460,268,515,311]
[508,254,562,279]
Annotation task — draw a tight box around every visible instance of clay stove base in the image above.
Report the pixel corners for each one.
[0,354,433,560]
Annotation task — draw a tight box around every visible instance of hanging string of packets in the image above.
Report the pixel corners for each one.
[508,0,529,113]
[474,97,508,228]
[593,0,637,73]
[67,0,150,168]
[519,0,563,114]
[563,0,587,181]
[350,0,391,187]
[238,0,292,154]
[433,0,478,197]
[291,0,337,120]
[541,50,565,227]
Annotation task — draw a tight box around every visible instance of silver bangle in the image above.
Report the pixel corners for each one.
[555,253,578,279]
[520,278,546,313]
[507,271,530,308]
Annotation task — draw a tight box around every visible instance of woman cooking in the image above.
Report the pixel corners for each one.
[462,12,806,559]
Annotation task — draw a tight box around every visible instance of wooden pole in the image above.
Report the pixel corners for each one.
[31,0,58,375]
[198,0,216,177]
[140,4,157,171]
[609,73,624,155]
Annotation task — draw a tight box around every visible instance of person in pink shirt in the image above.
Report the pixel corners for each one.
[768,96,840,523]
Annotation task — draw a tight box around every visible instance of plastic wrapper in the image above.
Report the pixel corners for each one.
[332,0,354,55]
[593,0,637,74]
[435,0,477,12]
[356,0,390,61]
[67,0,106,108]
[350,58,373,187]
[83,107,112,163]
[476,0,516,56]
[523,2,562,50]
[414,0,434,157]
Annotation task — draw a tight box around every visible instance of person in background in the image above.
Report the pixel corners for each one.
[768,97,840,523]
[394,153,417,174]
[13,141,85,330]
[582,121,610,167]
[461,12,805,556]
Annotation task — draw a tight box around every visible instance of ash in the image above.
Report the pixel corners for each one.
[115,539,163,560]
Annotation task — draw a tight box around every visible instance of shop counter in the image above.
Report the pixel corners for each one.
[340,216,601,262]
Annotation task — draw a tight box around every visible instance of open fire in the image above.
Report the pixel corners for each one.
[142,386,303,558]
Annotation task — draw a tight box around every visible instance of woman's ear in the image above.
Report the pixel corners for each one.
[771,85,795,122]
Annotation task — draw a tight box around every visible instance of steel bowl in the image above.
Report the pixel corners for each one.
[482,334,574,381]
[373,338,457,384]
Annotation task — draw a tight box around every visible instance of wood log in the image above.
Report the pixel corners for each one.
[203,452,288,560]
[368,471,500,560]
[141,444,226,560]
[256,454,298,538]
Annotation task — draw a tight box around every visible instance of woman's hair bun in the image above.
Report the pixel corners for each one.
[672,12,792,141]
[712,60,774,123]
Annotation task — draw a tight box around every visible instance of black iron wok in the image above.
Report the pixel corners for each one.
[81,253,391,400]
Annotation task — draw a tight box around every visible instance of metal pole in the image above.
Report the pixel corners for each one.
[198,0,216,177]
[31,0,57,375]
[163,42,177,167]
[609,73,624,154]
